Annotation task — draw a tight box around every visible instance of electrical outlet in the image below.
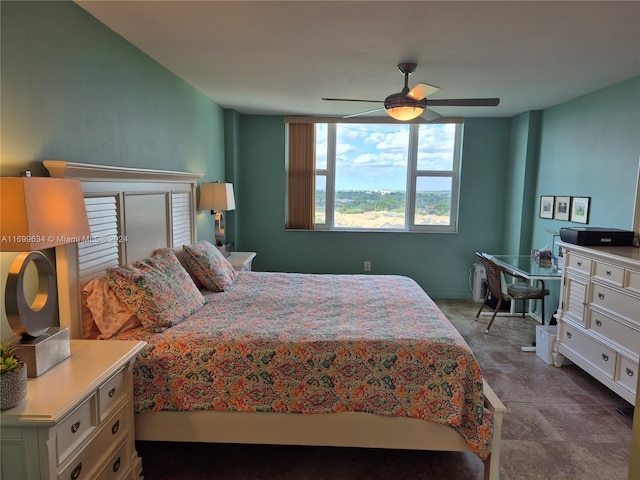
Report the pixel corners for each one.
[364,261,371,272]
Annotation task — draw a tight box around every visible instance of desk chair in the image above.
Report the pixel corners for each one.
[475,252,550,334]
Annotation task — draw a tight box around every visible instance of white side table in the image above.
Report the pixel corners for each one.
[227,251,256,272]
[1,340,146,480]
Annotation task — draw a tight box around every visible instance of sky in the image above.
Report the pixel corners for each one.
[315,123,457,191]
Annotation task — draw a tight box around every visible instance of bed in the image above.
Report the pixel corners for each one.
[47,160,505,480]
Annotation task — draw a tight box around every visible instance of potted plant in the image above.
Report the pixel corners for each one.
[1,342,27,410]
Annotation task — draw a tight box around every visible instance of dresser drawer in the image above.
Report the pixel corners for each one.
[589,309,640,355]
[58,404,129,480]
[590,282,639,324]
[617,356,638,395]
[567,253,592,275]
[562,325,616,378]
[99,368,126,421]
[95,440,131,480]
[593,261,624,287]
[57,394,97,465]
[626,269,640,294]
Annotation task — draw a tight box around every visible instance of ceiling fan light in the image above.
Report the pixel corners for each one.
[384,92,425,121]
[386,105,425,121]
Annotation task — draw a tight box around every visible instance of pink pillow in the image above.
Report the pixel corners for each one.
[82,276,141,339]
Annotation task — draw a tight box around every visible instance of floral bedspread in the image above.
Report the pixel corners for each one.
[114,272,493,459]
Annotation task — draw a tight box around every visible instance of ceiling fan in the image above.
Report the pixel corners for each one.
[322,63,500,121]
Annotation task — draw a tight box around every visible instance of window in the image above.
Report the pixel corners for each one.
[314,121,462,232]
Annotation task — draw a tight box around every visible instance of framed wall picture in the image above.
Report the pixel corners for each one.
[554,196,570,221]
[571,196,590,224]
[539,196,554,219]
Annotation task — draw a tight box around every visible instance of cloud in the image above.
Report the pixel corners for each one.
[336,142,356,157]
[417,124,456,169]
[344,152,406,170]
[328,123,458,190]
[375,132,409,151]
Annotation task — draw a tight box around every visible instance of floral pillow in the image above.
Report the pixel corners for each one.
[106,250,205,332]
[153,247,203,289]
[183,241,238,292]
[82,276,141,339]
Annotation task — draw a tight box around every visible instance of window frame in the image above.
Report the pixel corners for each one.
[314,121,462,233]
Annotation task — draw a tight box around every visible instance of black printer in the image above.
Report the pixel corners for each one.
[559,227,635,247]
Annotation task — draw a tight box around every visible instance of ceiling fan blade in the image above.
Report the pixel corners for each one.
[322,97,384,103]
[421,108,441,121]
[426,98,500,107]
[344,107,386,118]
[407,83,440,101]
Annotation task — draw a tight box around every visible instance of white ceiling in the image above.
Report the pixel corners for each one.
[76,1,640,119]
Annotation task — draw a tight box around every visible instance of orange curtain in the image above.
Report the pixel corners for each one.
[287,123,315,229]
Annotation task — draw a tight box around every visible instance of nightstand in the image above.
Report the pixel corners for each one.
[1,339,146,480]
[228,251,256,272]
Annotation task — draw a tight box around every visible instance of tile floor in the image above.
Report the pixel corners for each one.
[135,299,634,480]
[439,299,633,480]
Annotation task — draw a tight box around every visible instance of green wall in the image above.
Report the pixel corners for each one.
[234,116,512,298]
[528,77,640,321]
[503,111,541,255]
[233,78,639,300]
[0,1,226,334]
[532,76,640,249]
[1,0,226,242]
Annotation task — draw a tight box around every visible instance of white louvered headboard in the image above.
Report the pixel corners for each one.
[46,160,202,339]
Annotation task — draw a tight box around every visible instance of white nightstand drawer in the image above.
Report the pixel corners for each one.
[58,404,129,480]
[563,325,616,378]
[617,356,638,395]
[57,394,97,464]
[593,261,624,287]
[589,309,640,355]
[590,282,639,323]
[567,253,592,275]
[99,368,126,421]
[95,440,131,480]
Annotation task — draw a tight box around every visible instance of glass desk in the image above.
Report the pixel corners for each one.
[486,254,562,324]
[488,255,562,283]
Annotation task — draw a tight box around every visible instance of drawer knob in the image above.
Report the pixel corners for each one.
[108,387,116,398]
[595,320,602,327]
[577,261,582,266]
[627,368,635,377]
[602,353,609,362]
[113,456,121,473]
[605,270,612,276]
[71,420,81,434]
[111,419,120,435]
[598,293,605,300]
[70,462,82,480]
[566,332,572,339]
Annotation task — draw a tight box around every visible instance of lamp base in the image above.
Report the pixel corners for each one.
[216,243,233,258]
[6,327,70,377]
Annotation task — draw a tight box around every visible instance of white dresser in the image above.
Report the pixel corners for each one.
[1,340,146,480]
[554,242,640,404]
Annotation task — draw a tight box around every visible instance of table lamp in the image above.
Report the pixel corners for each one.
[199,182,235,255]
[1,174,90,376]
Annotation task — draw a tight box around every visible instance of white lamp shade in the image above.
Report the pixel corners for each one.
[0,177,90,251]
[199,182,236,211]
